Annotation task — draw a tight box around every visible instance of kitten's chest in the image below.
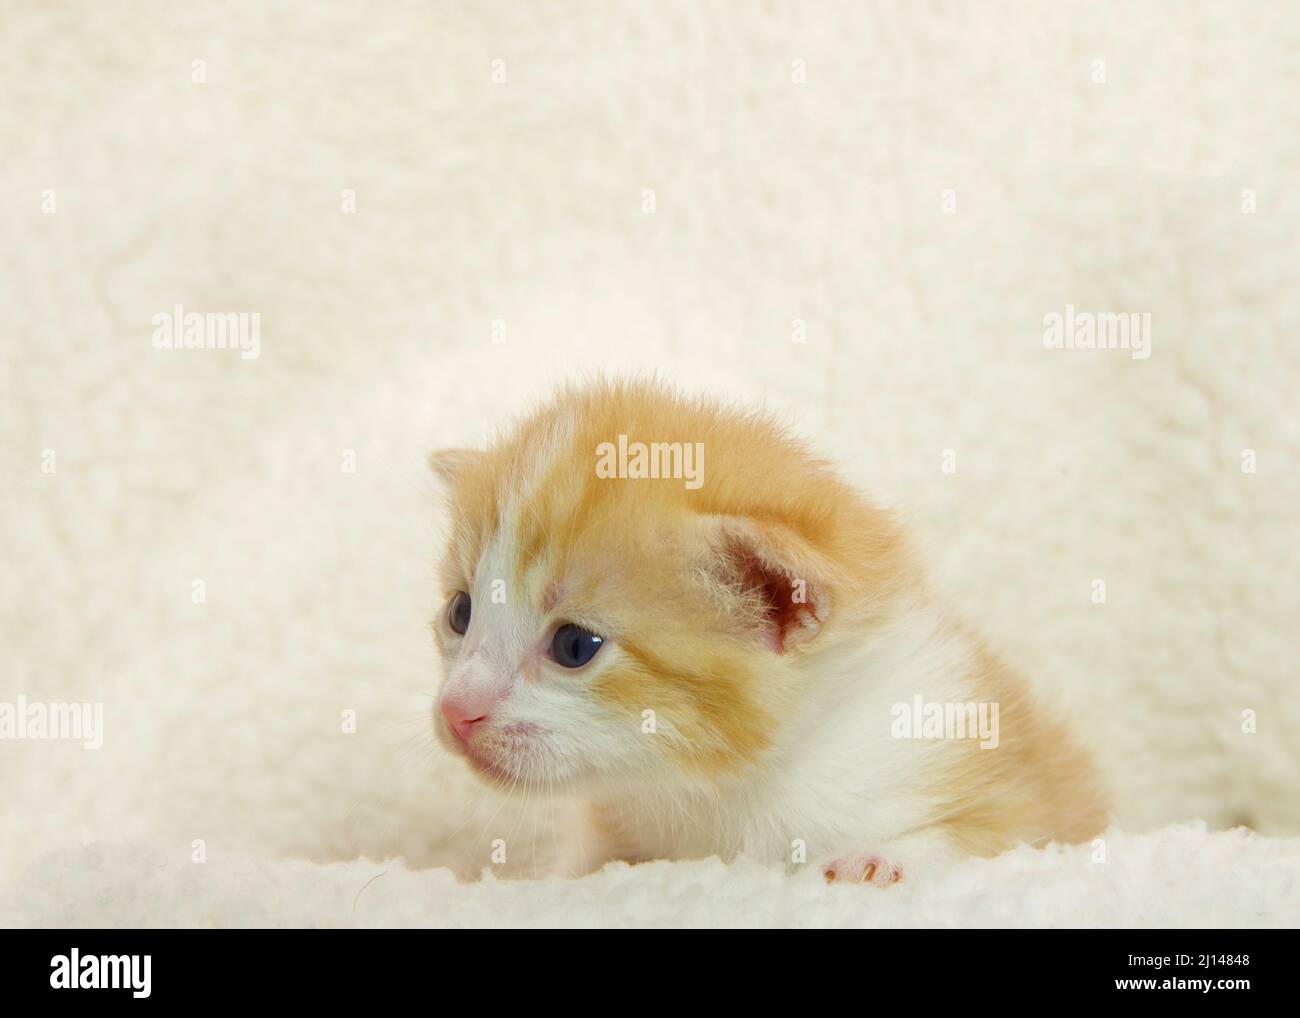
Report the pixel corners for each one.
[589,740,927,866]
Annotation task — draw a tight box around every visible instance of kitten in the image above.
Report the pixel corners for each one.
[430,379,1108,883]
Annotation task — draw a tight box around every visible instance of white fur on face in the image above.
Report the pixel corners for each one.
[436,528,663,792]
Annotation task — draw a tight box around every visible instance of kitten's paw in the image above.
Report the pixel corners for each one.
[823,853,903,887]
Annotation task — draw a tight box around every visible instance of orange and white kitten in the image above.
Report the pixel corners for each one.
[430,380,1108,883]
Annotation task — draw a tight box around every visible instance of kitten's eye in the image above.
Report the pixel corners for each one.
[551,624,603,668]
[447,592,471,635]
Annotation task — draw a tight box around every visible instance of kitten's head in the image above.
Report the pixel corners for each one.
[430,379,910,794]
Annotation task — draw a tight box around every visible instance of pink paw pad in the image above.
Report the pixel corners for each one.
[823,854,903,887]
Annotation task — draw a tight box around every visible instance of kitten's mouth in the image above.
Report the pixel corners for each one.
[463,747,516,785]
[441,721,545,788]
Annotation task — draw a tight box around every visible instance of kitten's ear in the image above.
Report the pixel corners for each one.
[428,448,482,484]
[704,516,831,654]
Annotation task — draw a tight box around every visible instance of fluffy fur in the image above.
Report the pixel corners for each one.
[431,379,1108,879]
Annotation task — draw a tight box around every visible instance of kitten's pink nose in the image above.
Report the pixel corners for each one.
[440,693,491,742]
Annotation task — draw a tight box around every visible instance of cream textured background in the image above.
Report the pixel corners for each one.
[1,1,1297,923]
[5,827,1300,928]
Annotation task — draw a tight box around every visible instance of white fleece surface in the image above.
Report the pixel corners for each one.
[2,2,1298,927]
[3,827,1298,929]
